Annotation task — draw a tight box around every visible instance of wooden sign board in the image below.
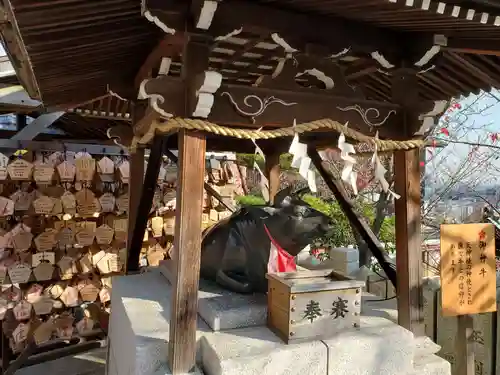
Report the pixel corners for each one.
[440,223,497,316]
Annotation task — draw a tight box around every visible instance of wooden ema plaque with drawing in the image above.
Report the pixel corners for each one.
[440,223,497,316]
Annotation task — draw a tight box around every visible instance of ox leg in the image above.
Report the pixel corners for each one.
[216,270,253,293]
[308,147,397,289]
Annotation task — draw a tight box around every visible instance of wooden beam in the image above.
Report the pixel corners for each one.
[145,0,402,56]
[308,146,397,288]
[126,148,145,263]
[10,111,64,144]
[394,148,424,336]
[126,135,167,272]
[134,34,184,90]
[140,76,401,138]
[168,130,206,374]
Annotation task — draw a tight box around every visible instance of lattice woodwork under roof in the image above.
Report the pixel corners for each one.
[4,0,500,108]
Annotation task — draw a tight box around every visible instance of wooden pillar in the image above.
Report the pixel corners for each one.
[168,38,210,374]
[127,147,145,254]
[394,148,424,336]
[265,151,281,204]
[168,130,206,373]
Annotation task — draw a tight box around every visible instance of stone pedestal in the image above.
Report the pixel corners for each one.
[108,267,450,375]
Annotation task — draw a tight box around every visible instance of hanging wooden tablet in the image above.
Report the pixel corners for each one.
[79,252,93,274]
[60,286,79,307]
[93,250,110,274]
[95,224,114,245]
[2,285,21,309]
[57,227,74,248]
[44,283,65,300]
[58,256,77,280]
[33,262,54,281]
[75,228,95,247]
[32,252,55,267]
[12,230,33,253]
[7,159,33,181]
[57,160,76,183]
[107,252,122,273]
[97,156,115,182]
[118,160,130,184]
[75,157,96,182]
[116,194,129,213]
[33,319,54,345]
[8,262,31,284]
[13,300,32,321]
[151,217,163,238]
[0,153,9,180]
[11,191,33,212]
[33,164,55,184]
[51,197,63,215]
[25,283,43,300]
[146,245,166,267]
[113,218,127,242]
[34,229,57,252]
[163,214,175,236]
[61,191,77,214]
[32,296,54,316]
[0,298,8,320]
[76,189,100,217]
[0,264,7,284]
[12,322,29,345]
[78,279,100,302]
[99,193,116,213]
[33,195,55,215]
[99,286,111,303]
[152,189,162,211]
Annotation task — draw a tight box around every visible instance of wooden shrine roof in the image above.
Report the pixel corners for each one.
[4,0,500,135]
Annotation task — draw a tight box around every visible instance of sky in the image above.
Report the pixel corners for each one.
[425,89,500,188]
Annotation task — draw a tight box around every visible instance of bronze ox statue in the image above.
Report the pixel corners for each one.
[200,187,334,294]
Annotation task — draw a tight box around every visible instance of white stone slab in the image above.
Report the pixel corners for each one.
[107,270,210,375]
[322,316,415,375]
[197,279,267,331]
[159,260,268,331]
[200,325,328,375]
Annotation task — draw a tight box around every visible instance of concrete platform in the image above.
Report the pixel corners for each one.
[108,268,450,375]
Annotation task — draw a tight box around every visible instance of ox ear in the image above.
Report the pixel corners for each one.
[273,186,293,207]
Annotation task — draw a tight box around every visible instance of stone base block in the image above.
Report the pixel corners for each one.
[200,325,328,375]
[152,363,203,375]
[412,355,451,375]
[107,270,210,375]
[159,260,267,331]
[322,316,415,375]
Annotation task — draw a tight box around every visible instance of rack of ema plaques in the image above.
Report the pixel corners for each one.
[0,144,132,374]
[108,266,451,375]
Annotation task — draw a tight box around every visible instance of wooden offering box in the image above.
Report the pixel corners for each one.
[266,269,365,344]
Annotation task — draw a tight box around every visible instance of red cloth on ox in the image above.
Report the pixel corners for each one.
[264,225,297,273]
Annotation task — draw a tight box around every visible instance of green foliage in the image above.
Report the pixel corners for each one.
[235,194,266,206]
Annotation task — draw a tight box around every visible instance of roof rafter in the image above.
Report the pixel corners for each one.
[143,0,405,58]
